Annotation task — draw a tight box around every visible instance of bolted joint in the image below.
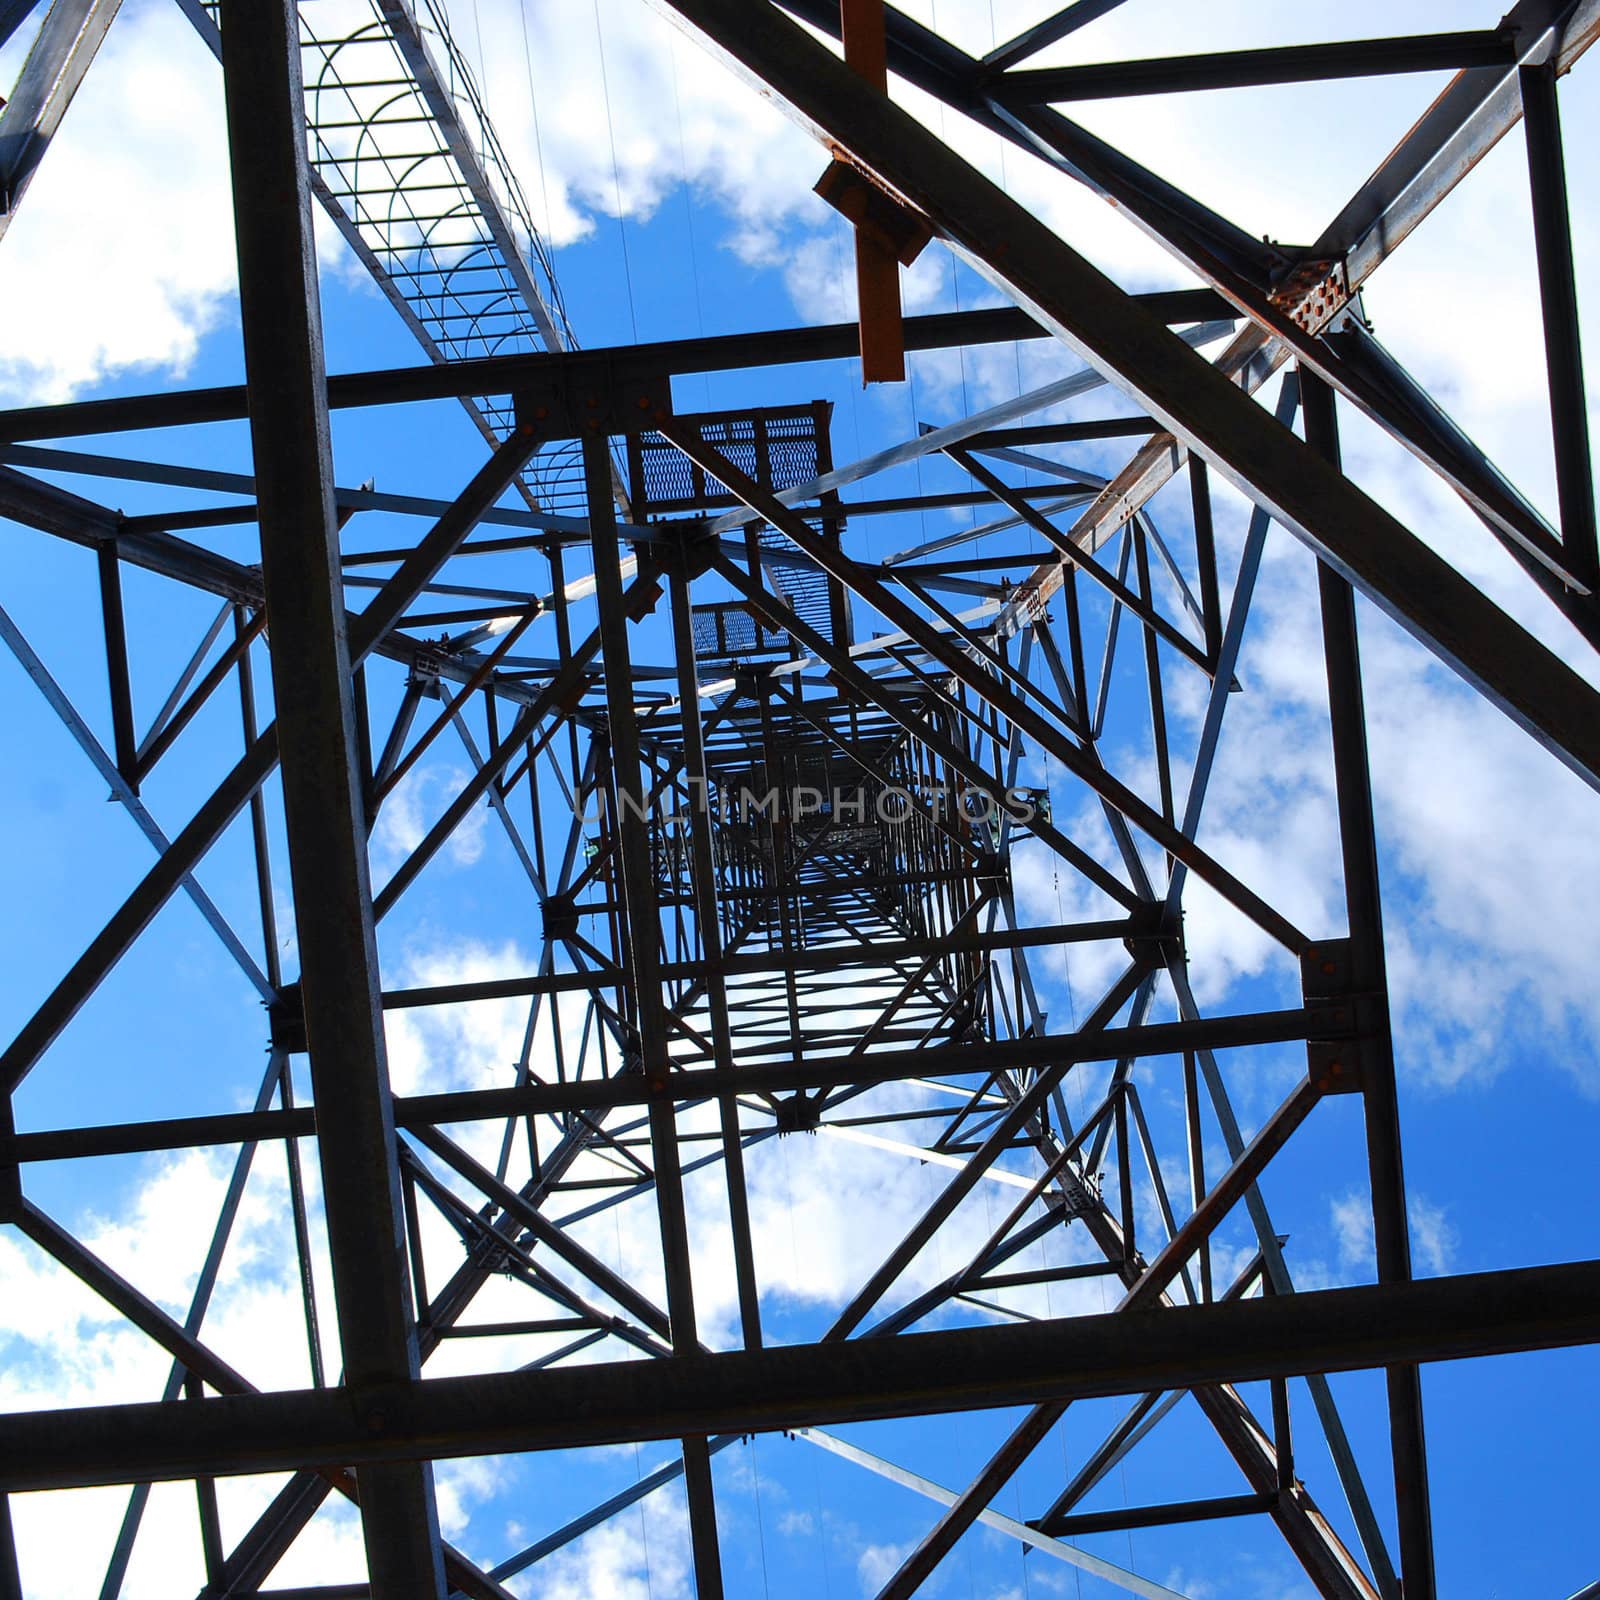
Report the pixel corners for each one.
[0,1096,20,1223]
[407,663,444,701]
[626,546,667,620]
[1307,1041,1363,1095]
[1301,938,1381,1094]
[814,158,934,266]
[975,848,1010,890]
[1123,899,1184,971]
[617,1031,645,1078]
[1268,257,1349,336]
[267,986,307,1055]
[1050,1172,1101,1219]
[775,1091,823,1135]
[513,371,673,440]
[671,520,721,582]
[468,1233,519,1275]
[541,894,580,942]
[1301,937,1353,998]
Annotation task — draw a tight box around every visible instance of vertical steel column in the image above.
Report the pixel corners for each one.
[584,437,725,1600]
[838,0,905,382]
[218,2,445,1594]
[668,546,763,1350]
[1189,458,1222,663]
[0,1494,19,1600]
[94,540,137,791]
[1520,57,1597,588]
[1302,370,1435,1600]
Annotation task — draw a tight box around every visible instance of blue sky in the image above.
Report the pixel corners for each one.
[1,2,1598,1597]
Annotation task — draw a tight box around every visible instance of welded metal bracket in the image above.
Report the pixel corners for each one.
[1301,937,1379,1094]
[815,157,934,266]
[513,372,673,439]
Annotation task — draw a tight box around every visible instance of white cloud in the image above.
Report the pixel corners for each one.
[382,936,539,1097]
[0,0,241,403]
[1405,1194,1457,1277]
[1330,1190,1375,1274]
[0,1138,366,1591]
[371,761,490,880]
[510,1492,692,1600]
[0,0,364,405]
[857,1538,914,1595]
[1329,1190,1456,1278]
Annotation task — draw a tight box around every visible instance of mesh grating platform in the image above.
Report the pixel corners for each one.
[691,602,793,657]
[628,404,832,513]
[627,403,846,660]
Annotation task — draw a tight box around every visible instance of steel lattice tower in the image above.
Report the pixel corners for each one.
[0,1,1597,1598]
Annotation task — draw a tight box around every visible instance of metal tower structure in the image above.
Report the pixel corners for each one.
[0,1,1598,1597]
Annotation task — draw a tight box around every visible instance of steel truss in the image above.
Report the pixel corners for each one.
[0,1,1598,1598]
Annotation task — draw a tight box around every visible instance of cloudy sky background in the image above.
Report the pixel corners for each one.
[0,1,1597,1596]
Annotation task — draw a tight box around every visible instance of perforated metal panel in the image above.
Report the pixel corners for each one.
[691,602,792,657]
[642,404,846,659]
[629,405,829,513]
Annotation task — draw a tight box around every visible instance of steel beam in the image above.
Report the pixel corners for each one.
[0,430,538,1099]
[1521,56,1598,586]
[0,0,122,241]
[4,1000,1337,1164]
[981,0,1130,73]
[873,1073,1325,1599]
[1,1259,1596,1491]
[0,294,1225,442]
[584,435,725,1598]
[649,0,1600,794]
[993,32,1515,102]
[218,0,443,1591]
[1303,373,1435,1600]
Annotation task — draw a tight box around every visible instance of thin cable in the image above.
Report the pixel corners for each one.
[518,0,558,247]
[667,32,713,411]
[1014,1481,1034,1598]
[907,363,931,546]
[750,1436,773,1600]
[988,0,1032,516]
[591,0,640,342]
[811,1446,835,1598]
[613,1194,658,1599]
[830,214,872,562]
[635,1440,657,1599]
[467,0,489,89]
